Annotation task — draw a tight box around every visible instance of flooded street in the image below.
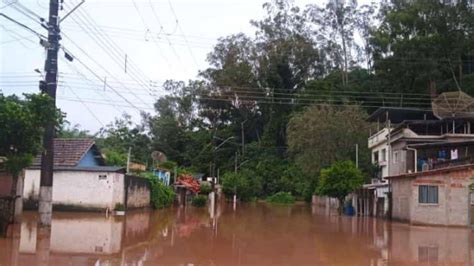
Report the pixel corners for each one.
[1,203,474,266]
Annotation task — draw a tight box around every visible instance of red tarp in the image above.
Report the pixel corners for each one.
[175,175,200,194]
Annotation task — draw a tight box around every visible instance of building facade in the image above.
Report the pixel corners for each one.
[390,165,474,226]
[22,139,150,211]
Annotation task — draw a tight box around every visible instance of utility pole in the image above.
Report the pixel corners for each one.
[241,120,247,158]
[355,144,359,168]
[39,0,60,227]
[126,147,132,173]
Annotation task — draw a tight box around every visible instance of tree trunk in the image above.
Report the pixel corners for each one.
[338,197,345,215]
[10,173,18,196]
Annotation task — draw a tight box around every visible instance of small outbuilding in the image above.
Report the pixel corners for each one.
[389,164,474,227]
[23,139,151,211]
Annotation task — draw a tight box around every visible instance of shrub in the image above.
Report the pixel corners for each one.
[150,179,175,209]
[316,161,365,214]
[266,192,295,204]
[221,171,257,201]
[114,203,125,211]
[191,195,207,207]
[200,183,212,195]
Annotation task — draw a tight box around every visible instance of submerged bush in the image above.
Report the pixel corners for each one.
[266,192,295,204]
[191,195,207,207]
[139,172,175,209]
[150,179,175,209]
[200,183,212,195]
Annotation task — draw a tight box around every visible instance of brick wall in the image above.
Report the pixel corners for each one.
[392,166,474,226]
[124,175,151,209]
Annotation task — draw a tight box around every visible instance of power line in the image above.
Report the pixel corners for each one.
[60,44,146,112]
[61,57,124,113]
[68,1,161,97]
[148,0,189,69]
[0,12,46,38]
[167,0,199,68]
[65,5,153,96]
[127,0,174,70]
[0,24,35,47]
[61,81,105,127]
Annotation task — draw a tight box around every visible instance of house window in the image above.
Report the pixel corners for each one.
[418,246,438,262]
[373,151,379,163]
[393,151,399,163]
[419,185,438,204]
[381,149,386,162]
[98,174,107,180]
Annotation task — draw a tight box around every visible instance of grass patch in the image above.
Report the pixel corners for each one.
[191,195,207,207]
[266,192,295,204]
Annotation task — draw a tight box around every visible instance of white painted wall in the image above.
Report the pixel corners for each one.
[23,169,124,210]
[368,128,390,178]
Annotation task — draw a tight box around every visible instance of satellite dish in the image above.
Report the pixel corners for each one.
[151,151,167,163]
[432,91,474,119]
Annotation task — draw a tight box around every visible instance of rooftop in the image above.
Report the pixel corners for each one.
[367,107,437,123]
[31,138,105,168]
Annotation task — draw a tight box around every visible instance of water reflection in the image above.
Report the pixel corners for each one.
[0,203,473,265]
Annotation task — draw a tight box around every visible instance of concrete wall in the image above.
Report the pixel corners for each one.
[23,169,124,210]
[125,175,151,209]
[392,178,412,222]
[391,166,474,226]
[389,141,408,177]
[0,171,12,196]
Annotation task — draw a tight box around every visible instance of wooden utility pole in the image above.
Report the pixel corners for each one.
[39,0,60,227]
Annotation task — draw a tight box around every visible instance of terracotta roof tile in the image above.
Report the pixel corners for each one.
[32,139,96,167]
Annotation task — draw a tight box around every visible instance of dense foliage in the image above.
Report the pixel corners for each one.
[287,104,371,177]
[266,192,295,204]
[17,0,472,206]
[146,175,175,209]
[199,183,212,195]
[0,93,62,192]
[316,161,365,212]
[191,195,208,207]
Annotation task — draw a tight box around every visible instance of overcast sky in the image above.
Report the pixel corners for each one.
[0,0,369,133]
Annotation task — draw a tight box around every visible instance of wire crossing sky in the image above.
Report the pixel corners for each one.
[0,0,372,132]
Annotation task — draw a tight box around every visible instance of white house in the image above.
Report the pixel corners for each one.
[23,139,150,211]
[362,107,436,217]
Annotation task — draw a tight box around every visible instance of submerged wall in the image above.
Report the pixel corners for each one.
[125,175,151,209]
[23,170,125,211]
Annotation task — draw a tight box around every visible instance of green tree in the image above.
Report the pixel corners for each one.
[306,0,372,85]
[371,0,474,94]
[221,169,261,201]
[316,161,365,214]
[0,93,61,193]
[58,122,92,138]
[287,104,370,177]
[97,113,151,167]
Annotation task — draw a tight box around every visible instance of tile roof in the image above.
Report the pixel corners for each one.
[32,139,97,167]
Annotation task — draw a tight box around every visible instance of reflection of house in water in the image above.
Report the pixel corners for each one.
[7,211,153,265]
[389,224,472,264]
[20,215,123,255]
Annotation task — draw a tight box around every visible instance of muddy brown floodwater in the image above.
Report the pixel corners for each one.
[1,202,474,265]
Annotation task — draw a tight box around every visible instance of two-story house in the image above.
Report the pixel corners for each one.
[362,107,436,217]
